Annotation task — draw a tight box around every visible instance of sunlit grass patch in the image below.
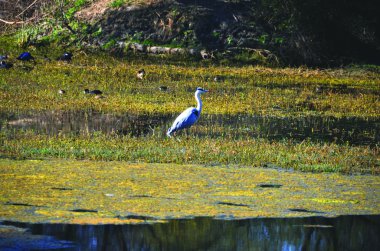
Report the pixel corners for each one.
[0,41,379,117]
[1,130,378,174]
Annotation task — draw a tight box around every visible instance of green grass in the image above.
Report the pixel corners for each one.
[0,36,379,117]
[109,0,126,8]
[1,130,378,174]
[0,52,379,117]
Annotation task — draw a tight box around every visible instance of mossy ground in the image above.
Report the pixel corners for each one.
[0,159,379,224]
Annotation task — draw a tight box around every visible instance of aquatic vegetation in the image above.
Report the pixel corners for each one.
[0,159,379,224]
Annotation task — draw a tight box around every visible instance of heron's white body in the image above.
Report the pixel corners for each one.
[167,88,208,137]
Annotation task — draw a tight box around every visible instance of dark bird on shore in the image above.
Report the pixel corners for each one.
[84,89,102,95]
[159,86,168,91]
[0,60,13,69]
[214,76,225,82]
[167,87,208,137]
[57,52,73,62]
[17,52,34,61]
[137,69,145,79]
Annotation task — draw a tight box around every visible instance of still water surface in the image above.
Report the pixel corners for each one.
[1,215,379,251]
[1,111,378,146]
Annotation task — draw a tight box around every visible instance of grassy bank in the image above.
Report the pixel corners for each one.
[1,130,378,174]
[0,38,379,117]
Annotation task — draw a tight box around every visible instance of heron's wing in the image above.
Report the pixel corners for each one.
[170,107,199,131]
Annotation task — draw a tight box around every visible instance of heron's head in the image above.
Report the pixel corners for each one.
[196,87,209,94]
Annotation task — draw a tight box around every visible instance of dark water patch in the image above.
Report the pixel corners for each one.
[69,209,98,213]
[254,82,304,90]
[4,202,44,208]
[0,224,74,250]
[1,111,379,146]
[247,82,380,96]
[299,224,334,228]
[288,208,325,214]
[313,85,380,95]
[51,187,73,191]
[1,215,379,251]
[198,114,380,146]
[1,111,170,137]
[130,195,154,198]
[257,183,283,188]
[116,215,157,221]
[216,202,250,207]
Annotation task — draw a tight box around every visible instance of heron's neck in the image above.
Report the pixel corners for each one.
[195,92,202,112]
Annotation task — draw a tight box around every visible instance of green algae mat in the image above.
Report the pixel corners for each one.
[0,159,379,224]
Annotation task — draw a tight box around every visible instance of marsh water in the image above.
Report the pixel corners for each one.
[1,215,379,250]
[1,111,379,145]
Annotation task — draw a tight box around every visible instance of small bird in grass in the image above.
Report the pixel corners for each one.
[57,52,73,62]
[159,86,168,91]
[58,89,66,95]
[167,87,209,137]
[214,76,224,82]
[137,69,145,79]
[0,60,13,69]
[17,52,35,62]
[84,89,102,95]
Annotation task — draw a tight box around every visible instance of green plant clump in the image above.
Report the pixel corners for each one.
[110,0,127,8]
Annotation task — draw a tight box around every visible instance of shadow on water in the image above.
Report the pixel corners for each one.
[1,111,378,146]
[1,111,171,137]
[1,215,379,251]
[198,114,379,146]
